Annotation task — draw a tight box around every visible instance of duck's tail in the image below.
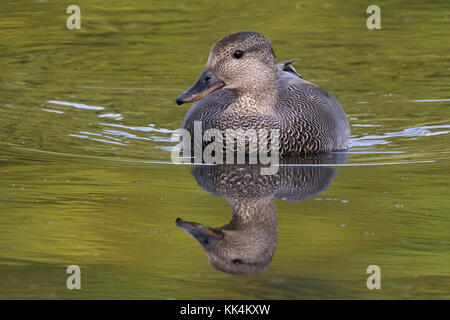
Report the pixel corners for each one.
[277,58,302,79]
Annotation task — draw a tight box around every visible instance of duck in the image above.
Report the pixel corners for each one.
[175,157,343,275]
[176,31,350,157]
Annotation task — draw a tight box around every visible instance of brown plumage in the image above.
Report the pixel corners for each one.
[177,31,350,157]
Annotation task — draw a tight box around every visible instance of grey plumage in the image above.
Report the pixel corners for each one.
[176,153,346,275]
[178,31,350,157]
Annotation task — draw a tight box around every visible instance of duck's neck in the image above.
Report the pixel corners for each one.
[223,196,277,232]
[227,77,278,116]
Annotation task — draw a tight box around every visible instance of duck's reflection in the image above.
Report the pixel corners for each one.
[176,153,347,275]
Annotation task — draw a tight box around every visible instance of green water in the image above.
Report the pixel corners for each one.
[0,0,449,299]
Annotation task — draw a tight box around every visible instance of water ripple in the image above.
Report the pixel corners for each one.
[100,122,174,134]
[47,100,104,111]
[351,124,450,148]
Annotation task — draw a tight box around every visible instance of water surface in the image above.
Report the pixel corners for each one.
[0,0,449,299]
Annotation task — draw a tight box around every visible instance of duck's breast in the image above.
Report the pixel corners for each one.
[180,89,234,133]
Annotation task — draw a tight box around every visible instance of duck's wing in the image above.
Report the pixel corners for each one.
[276,60,350,151]
[277,58,302,79]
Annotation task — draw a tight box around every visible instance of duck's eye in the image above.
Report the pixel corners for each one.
[233,50,244,59]
[232,259,244,265]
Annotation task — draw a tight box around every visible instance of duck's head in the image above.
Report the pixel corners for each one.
[176,31,277,105]
[176,217,276,275]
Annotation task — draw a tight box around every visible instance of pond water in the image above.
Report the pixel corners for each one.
[0,0,449,299]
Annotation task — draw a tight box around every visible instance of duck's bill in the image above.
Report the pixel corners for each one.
[176,70,224,105]
[175,217,224,248]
